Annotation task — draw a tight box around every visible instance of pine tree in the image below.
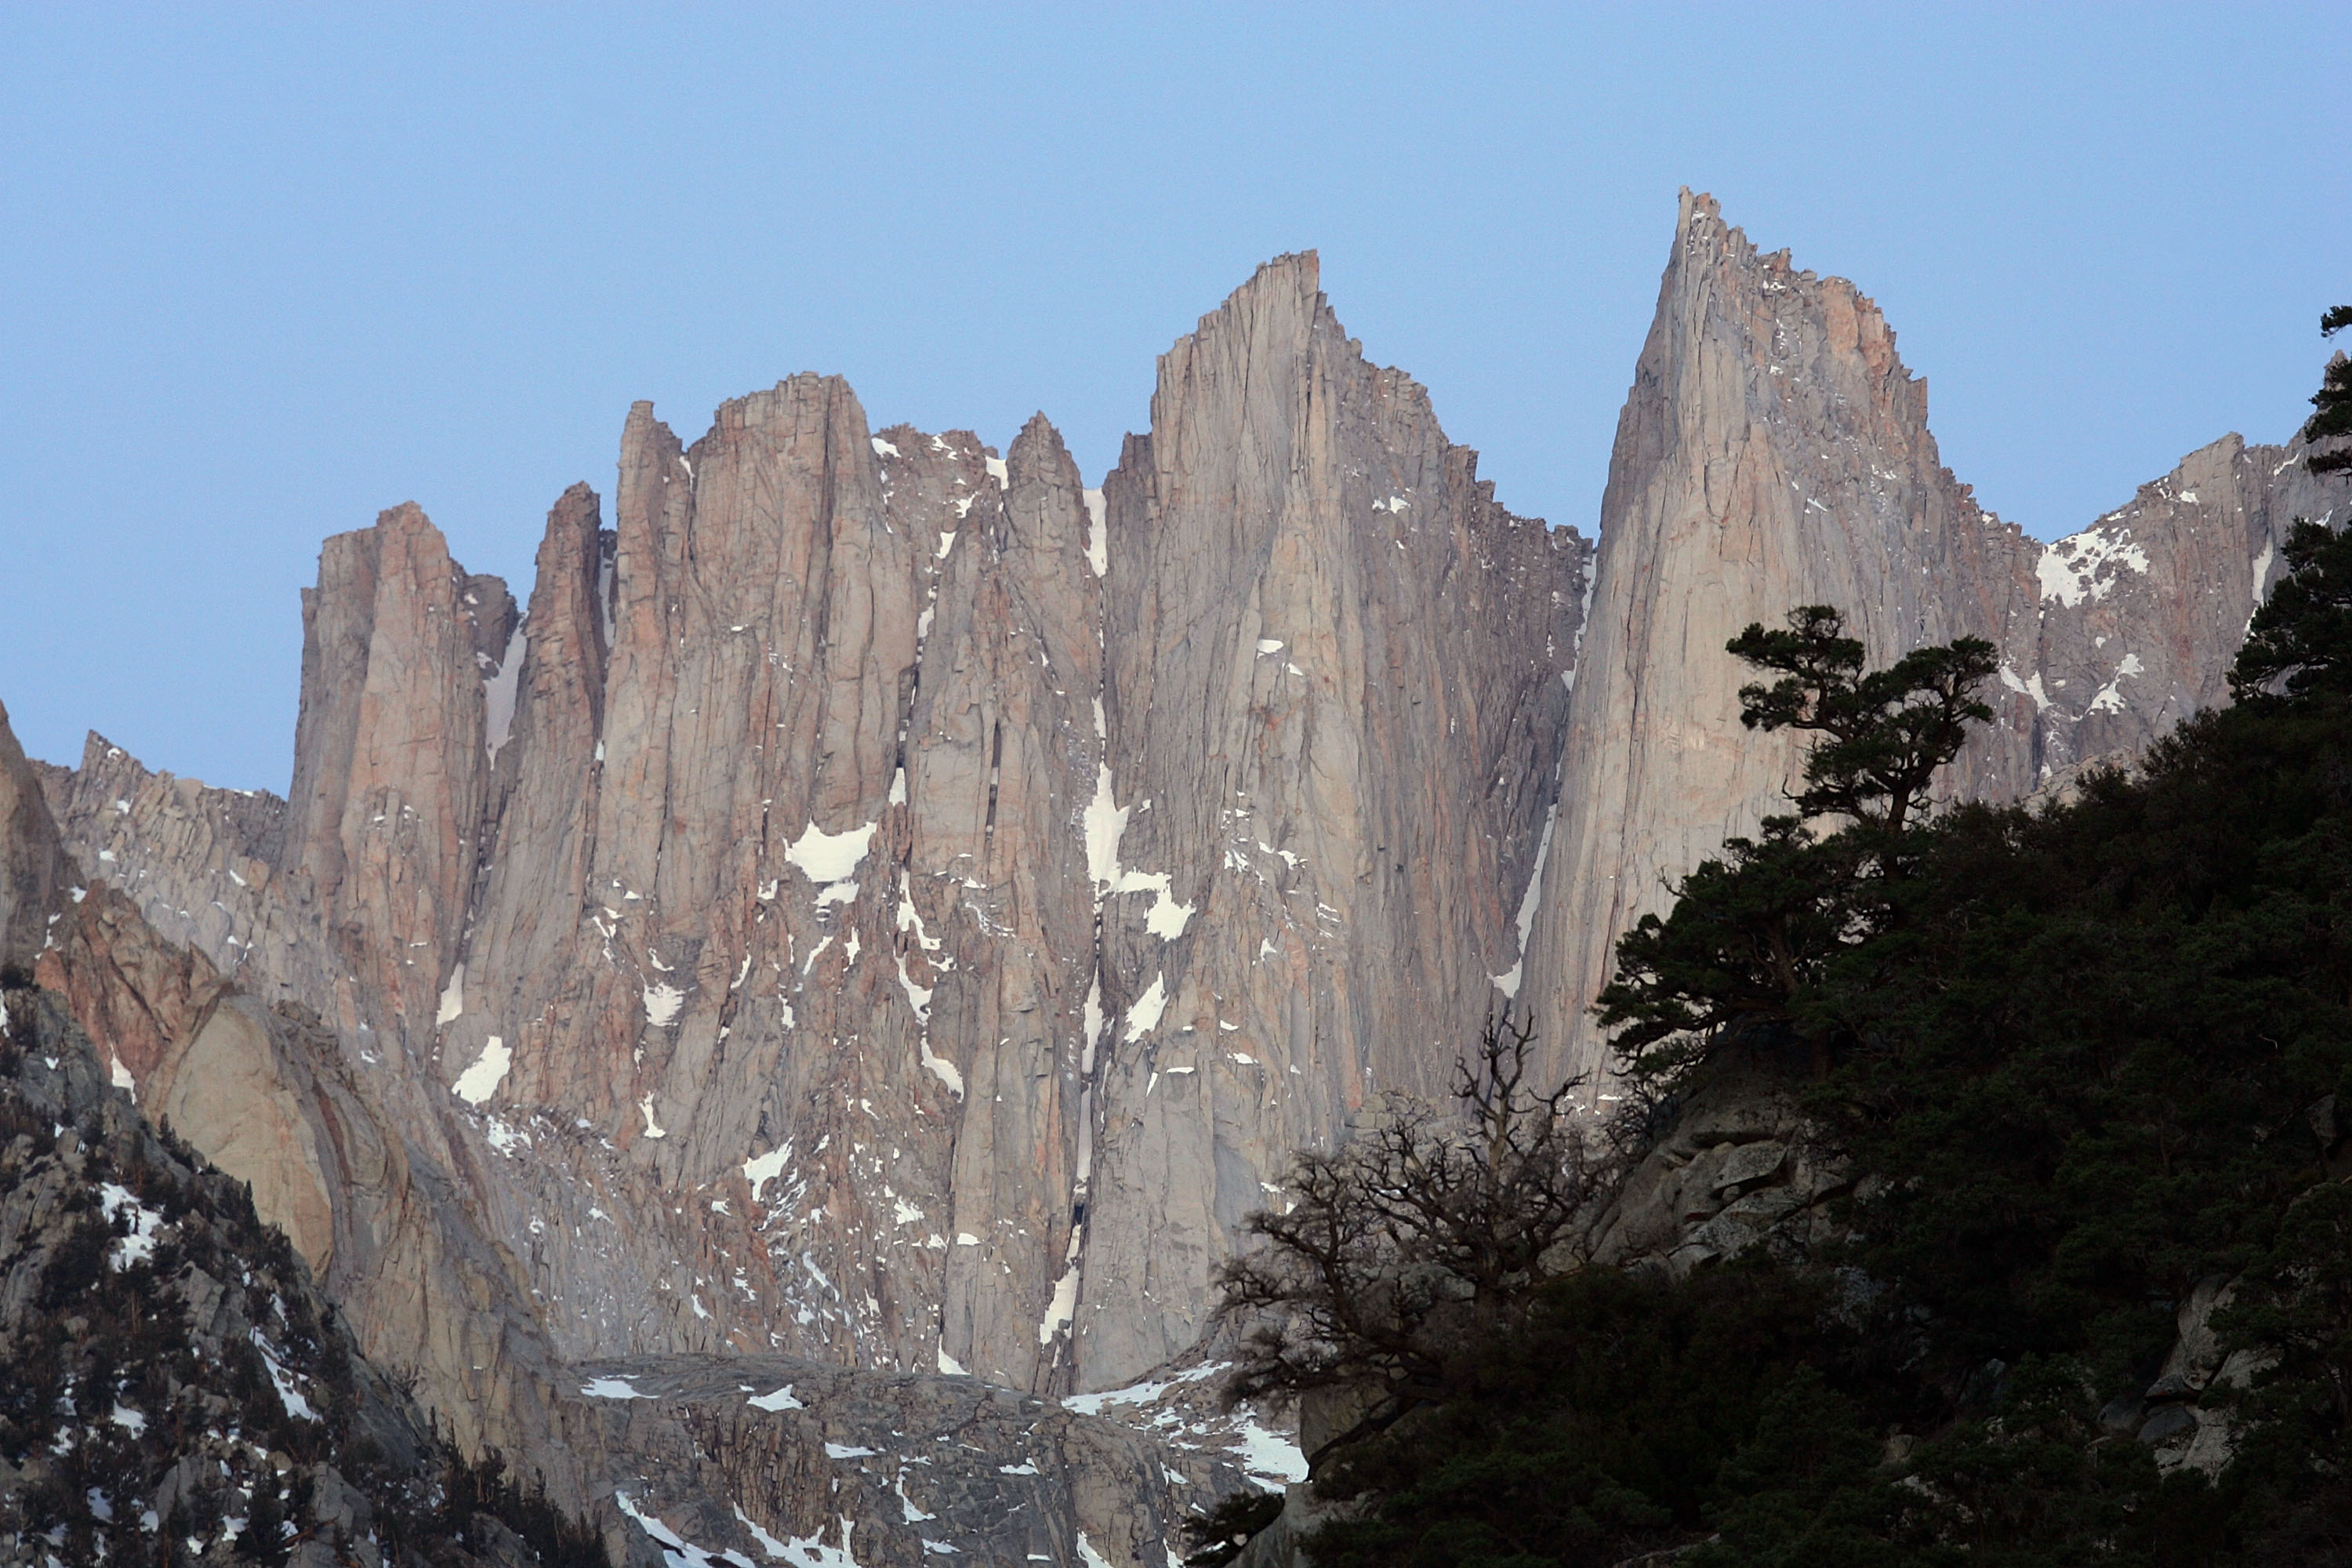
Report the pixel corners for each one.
[1598,608,1996,1082]
[2230,517,2352,701]
[2302,305,2352,473]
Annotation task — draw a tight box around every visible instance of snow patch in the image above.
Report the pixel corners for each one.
[1491,800,1557,998]
[1082,488,1108,576]
[744,1145,792,1203]
[98,1184,162,1269]
[731,1505,799,1564]
[1062,1360,1223,1415]
[643,981,686,1027]
[1998,663,2052,712]
[1234,1417,1308,1485]
[871,435,901,458]
[452,1036,510,1105]
[640,1093,666,1139]
[895,955,934,1022]
[1083,765,1193,938]
[249,1332,318,1420]
[582,1376,649,1399]
[482,622,528,760]
[435,964,466,1026]
[1038,1266,1081,1344]
[1083,764,1129,889]
[1123,973,1167,1042]
[2038,526,2152,608]
[2086,652,2146,716]
[919,1037,964,1098]
[747,1384,804,1411]
[786,820,877,890]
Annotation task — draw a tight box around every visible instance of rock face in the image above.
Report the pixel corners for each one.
[0,984,535,1568]
[24,196,2350,1561]
[1517,191,2351,1090]
[0,699,71,975]
[8,672,1234,1565]
[1086,256,1584,1381]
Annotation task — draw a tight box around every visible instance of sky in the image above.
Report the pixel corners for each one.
[2,4,2346,793]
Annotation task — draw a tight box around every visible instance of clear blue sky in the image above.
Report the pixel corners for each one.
[3,4,2345,792]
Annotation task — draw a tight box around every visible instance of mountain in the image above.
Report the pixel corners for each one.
[18,195,2347,1564]
[1517,191,2347,1090]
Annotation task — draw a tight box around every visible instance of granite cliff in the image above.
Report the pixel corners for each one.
[20,194,2348,1563]
[1516,191,2347,1091]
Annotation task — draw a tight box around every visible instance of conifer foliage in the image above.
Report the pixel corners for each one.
[1596,607,1997,1084]
[2231,514,2352,701]
[2302,305,2352,473]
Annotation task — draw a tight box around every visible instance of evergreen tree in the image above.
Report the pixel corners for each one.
[2230,517,2352,701]
[1726,605,1997,851]
[1598,608,1996,1083]
[2302,305,2352,473]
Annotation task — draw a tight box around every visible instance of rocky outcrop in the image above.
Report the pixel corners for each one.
[1518,191,2352,1091]
[1516,189,2032,1096]
[1575,1062,1847,1279]
[0,699,71,976]
[2013,430,2347,776]
[285,501,518,1060]
[1084,253,1586,1382]
[0,980,560,1568]
[555,1354,1244,1568]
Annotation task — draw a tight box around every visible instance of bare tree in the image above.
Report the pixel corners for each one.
[1214,1010,1615,1463]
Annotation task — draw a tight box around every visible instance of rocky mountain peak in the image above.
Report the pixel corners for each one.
[1519,194,2345,1092]
[20,199,2349,1566]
